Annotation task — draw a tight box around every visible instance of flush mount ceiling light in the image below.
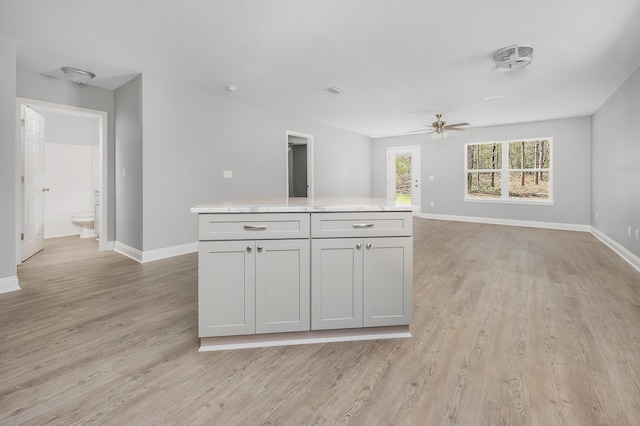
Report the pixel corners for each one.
[61,66,95,83]
[494,44,533,71]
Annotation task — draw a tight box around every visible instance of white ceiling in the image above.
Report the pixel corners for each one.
[2,0,640,138]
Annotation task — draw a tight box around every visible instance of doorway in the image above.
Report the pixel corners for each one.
[387,146,421,214]
[16,98,109,263]
[286,131,313,198]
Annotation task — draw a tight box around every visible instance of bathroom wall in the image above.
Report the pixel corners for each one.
[37,110,99,238]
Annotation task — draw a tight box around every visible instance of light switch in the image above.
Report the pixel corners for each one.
[429,176,434,181]
[223,170,233,179]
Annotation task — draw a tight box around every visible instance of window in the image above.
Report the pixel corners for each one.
[465,138,552,203]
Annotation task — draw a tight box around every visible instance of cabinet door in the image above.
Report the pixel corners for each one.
[363,237,413,327]
[198,240,255,337]
[255,239,310,333]
[311,238,363,330]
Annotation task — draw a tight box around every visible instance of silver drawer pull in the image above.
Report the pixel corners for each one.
[352,223,374,228]
[244,225,267,230]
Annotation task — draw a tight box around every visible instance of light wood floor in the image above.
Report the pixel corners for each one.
[2,220,640,425]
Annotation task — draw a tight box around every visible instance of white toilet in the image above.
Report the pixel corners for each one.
[71,214,97,238]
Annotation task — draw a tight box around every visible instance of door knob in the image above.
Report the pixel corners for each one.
[366,243,372,249]
[257,246,263,252]
[247,245,252,251]
[356,243,361,249]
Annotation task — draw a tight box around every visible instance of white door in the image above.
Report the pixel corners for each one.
[387,146,421,214]
[22,106,46,261]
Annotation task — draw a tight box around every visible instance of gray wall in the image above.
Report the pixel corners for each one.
[0,35,16,281]
[114,75,143,250]
[17,71,116,242]
[373,116,592,226]
[592,67,640,258]
[140,74,372,251]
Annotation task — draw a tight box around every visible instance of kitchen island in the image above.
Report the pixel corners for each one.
[191,197,414,351]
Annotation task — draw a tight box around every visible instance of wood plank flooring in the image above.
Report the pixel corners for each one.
[1,219,639,425]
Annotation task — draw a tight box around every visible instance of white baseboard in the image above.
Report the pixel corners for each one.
[419,213,591,232]
[114,241,197,264]
[591,227,640,273]
[142,242,198,263]
[101,240,115,251]
[199,325,411,352]
[114,242,143,263]
[0,276,20,294]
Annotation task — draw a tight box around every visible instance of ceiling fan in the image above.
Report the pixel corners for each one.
[408,114,470,139]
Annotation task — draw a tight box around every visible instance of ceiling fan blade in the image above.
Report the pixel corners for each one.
[407,129,430,134]
[447,127,467,131]
[445,122,470,128]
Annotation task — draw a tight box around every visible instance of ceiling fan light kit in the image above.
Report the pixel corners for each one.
[494,44,533,71]
[408,113,470,139]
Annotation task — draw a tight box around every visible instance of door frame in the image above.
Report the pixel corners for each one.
[15,98,110,264]
[285,131,314,199]
[387,145,421,215]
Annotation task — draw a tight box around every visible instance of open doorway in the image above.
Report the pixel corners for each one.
[16,98,109,263]
[387,146,421,214]
[286,131,313,198]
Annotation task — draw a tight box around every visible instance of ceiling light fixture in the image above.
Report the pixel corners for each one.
[61,66,95,83]
[226,85,237,92]
[494,44,533,71]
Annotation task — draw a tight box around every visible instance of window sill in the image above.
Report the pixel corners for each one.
[464,198,555,206]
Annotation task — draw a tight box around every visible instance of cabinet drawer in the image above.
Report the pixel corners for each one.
[311,212,412,238]
[199,213,310,240]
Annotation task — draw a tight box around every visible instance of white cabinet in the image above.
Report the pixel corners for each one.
[198,213,310,338]
[311,236,412,330]
[362,237,412,327]
[255,239,309,334]
[196,207,413,349]
[311,238,363,330]
[199,240,255,337]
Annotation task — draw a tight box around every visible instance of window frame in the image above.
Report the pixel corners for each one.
[464,137,554,205]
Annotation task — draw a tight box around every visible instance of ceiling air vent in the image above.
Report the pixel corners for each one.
[494,44,533,71]
[325,86,345,95]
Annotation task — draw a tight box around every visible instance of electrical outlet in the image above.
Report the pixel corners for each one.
[628,226,632,237]
[430,201,435,207]
[122,168,126,178]
[595,211,598,220]
[429,176,434,181]
[636,229,639,240]
[223,170,233,179]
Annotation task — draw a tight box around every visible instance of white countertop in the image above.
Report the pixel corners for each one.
[190,197,417,213]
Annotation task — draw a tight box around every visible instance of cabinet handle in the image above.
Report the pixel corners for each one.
[352,223,374,228]
[247,245,252,251]
[244,225,267,230]
[356,243,361,249]
[366,243,372,249]
[257,246,263,252]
